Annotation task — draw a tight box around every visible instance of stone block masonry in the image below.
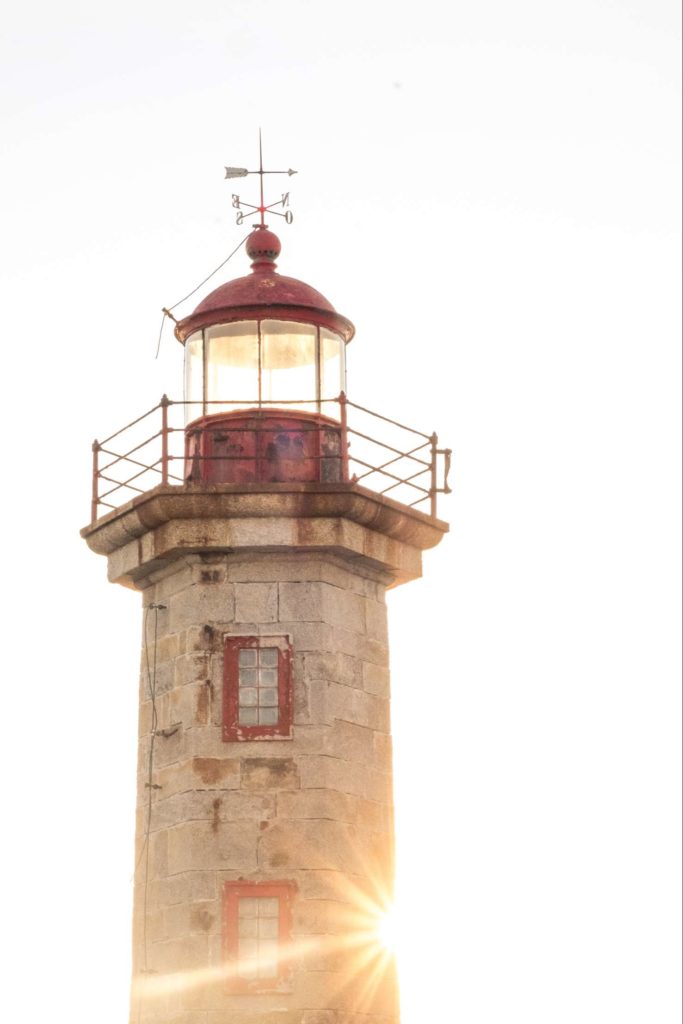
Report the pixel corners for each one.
[81,483,448,1024]
[131,551,399,1022]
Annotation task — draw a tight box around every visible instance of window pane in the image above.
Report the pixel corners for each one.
[239,898,259,917]
[259,669,277,688]
[239,939,259,958]
[259,916,279,939]
[239,917,258,937]
[258,707,279,726]
[259,898,280,917]
[320,328,345,416]
[260,688,278,707]
[259,647,278,667]
[261,320,316,412]
[240,687,258,706]
[184,332,204,423]
[258,941,279,977]
[206,321,259,412]
[239,668,257,686]
[239,649,257,667]
[239,707,258,725]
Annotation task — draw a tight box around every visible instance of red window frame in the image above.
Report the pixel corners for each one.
[222,880,296,993]
[223,635,293,741]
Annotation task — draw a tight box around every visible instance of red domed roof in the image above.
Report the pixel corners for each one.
[175,227,354,344]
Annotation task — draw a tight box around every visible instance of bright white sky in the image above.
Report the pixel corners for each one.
[1,2,680,1022]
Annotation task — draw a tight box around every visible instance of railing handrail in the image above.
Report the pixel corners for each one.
[99,402,164,447]
[89,394,451,522]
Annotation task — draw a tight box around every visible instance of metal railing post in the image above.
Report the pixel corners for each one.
[160,395,170,485]
[339,391,349,482]
[91,440,100,522]
[430,432,438,518]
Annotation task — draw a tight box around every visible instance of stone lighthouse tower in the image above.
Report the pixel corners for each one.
[82,169,449,1024]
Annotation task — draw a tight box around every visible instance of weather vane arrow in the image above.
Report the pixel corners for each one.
[224,166,297,179]
[225,131,297,227]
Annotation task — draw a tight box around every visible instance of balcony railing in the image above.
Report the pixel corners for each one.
[89,394,451,523]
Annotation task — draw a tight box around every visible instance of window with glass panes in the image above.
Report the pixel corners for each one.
[223,636,293,740]
[223,881,295,992]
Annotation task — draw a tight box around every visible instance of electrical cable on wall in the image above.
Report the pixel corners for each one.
[135,601,165,1024]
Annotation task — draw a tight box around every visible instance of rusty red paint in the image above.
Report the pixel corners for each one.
[222,880,296,993]
[185,410,347,485]
[223,635,293,742]
[245,227,281,262]
[176,299,354,345]
[174,229,354,344]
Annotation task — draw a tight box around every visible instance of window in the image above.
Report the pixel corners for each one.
[222,881,296,992]
[223,635,293,741]
[183,320,347,423]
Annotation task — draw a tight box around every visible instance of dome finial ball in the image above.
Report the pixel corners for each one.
[246,227,281,265]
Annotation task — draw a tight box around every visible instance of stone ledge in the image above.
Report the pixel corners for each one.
[81,483,448,590]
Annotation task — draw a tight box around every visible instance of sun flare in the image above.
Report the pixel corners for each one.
[375,905,399,955]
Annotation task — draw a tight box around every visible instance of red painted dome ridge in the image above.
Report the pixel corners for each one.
[175,226,355,343]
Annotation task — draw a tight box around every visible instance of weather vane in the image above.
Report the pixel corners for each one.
[225,131,297,228]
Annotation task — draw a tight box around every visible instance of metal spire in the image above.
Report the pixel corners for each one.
[225,130,297,228]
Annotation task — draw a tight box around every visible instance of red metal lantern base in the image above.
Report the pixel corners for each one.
[184,409,347,485]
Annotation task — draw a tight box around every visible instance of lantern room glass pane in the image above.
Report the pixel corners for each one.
[261,320,316,413]
[320,329,345,419]
[206,321,259,412]
[184,332,204,423]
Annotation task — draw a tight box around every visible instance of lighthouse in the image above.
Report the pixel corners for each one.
[82,162,450,1023]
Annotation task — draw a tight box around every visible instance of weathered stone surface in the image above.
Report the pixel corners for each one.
[293,668,327,726]
[205,1014,299,1024]
[149,826,169,878]
[173,651,213,688]
[276,788,355,823]
[276,620,333,653]
[278,581,324,622]
[257,819,365,873]
[302,650,362,688]
[165,1013,209,1024]
[331,628,389,666]
[152,757,241,799]
[150,789,276,830]
[98,540,414,1021]
[151,722,186,768]
[83,484,444,588]
[321,584,366,634]
[167,820,259,872]
[293,898,355,935]
[373,731,393,768]
[362,661,390,696]
[290,869,359,901]
[324,719,377,763]
[241,757,299,791]
[298,755,392,805]
[191,757,241,787]
[327,682,390,733]
[149,933,209,973]
[140,658,173,695]
[185,724,302,759]
[227,553,389,591]
[151,870,217,908]
[234,582,278,623]
[364,597,388,642]
[169,582,235,630]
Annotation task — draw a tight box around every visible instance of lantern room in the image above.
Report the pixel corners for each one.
[175,226,355,485]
